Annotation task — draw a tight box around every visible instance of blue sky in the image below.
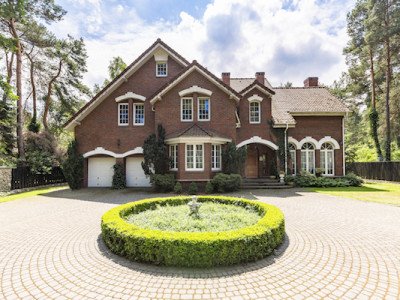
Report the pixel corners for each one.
[51,0,355,88]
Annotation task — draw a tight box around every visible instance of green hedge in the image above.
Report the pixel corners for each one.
[286,172,363,187]
[210,173,242,192]
[101,196,285,268]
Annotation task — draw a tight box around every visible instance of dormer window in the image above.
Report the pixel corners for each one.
[156,62,167,77]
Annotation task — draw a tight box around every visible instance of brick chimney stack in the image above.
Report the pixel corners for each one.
[255,72,265,84]
[304,77,319,87]
[222,72,230,85]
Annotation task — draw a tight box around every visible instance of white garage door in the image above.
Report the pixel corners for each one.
[88,157,116,187]
[126,157,151,187]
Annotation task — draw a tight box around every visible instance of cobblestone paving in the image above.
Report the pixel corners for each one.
[1,188,399,299]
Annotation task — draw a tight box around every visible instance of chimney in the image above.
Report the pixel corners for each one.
[304,77,318,87]
[222,72,230,85]
[255,72,265,84]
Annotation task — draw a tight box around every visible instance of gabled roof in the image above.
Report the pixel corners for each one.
[64,38,189,131]
[166,124,229,139]
[239,80,275,96]
[230,77,273,92]
[149,61,242,105]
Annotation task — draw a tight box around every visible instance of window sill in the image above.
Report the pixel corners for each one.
[185,169,204,172]
[156,74,168,77]
[133,123,145,126]
[118,124,129,126]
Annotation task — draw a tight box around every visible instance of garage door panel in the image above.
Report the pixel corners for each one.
[88,157,115,187]
[126,157,151,187]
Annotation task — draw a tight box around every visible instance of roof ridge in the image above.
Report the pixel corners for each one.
[273,86,326,89]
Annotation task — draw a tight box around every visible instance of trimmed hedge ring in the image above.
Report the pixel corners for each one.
[101,196,285,268]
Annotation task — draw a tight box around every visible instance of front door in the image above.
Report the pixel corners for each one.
[245,145,258,178]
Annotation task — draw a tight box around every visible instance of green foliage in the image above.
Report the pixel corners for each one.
[28,116,40,133]
[142,124,170,176]
[173,182,182,194]
[101,196,285,267]
[188,182,198,195]
[205,181,214,194]
[24,131,60,174]
[292,173,363,188]
[112,163,126,189]
[125,202,260,232]
[62,140,83,190]
[151,174,175,192]
[211,173,242,193]
[222,142,247,174]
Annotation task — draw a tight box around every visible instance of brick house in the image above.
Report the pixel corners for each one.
[65,39,348,187]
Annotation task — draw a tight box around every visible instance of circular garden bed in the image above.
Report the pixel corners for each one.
[101,196,285,268]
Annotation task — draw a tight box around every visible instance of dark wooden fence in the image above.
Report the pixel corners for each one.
[347,162,400,182]
[11,166,66,190]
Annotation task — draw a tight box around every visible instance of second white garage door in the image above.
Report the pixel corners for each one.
[88,157,116,187]
[126,157,151,187]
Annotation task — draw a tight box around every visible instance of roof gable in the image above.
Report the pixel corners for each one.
[64,38,189,131]
[240,80,275,96]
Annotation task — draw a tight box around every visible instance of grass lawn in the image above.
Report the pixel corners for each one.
[308,181,400,206]
[0,186,68,203]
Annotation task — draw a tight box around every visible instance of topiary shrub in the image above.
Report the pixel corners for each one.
[151,174,175,192]
[211,173,242,192]
[188,182,198,194]
[101,196,285,267]
[205,181,214,194]
[173,182,182,194]
[62,140,83,190]
[112,163,126,189]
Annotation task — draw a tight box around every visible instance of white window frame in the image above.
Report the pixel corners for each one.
[118,103,129,126]
[185,144,204,171]
[133,103,145,126]
[181,97,193,122]
[320,143,335,176]
[169,144,178,171]
[289,143,296,175]
[211,144,222,171]
[156,61,167,77]
[301,143,315,174]
[249,101,261,124]
[198,97,210,121]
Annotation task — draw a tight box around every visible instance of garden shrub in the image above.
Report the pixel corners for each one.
[205,181,214,194]
[292,172,363,187]
[101,196,285,267]
[151,174,175,192]
[173,182,182,194]
[211,173,242,192]
[188,182,198,194]
[62,140,83,190]
[343,172,363,187]
[112,163,126,189]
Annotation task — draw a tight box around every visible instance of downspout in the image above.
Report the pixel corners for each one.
[284,123,289,175]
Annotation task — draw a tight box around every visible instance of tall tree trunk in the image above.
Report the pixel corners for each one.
[385,35,391,161]
[3,52,14,103]
[26,53,37,120]
[368,47,383,160]
[9,18,25,161]
[43,60,62,131]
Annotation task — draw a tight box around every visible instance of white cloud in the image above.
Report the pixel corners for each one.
[50,0,353,88]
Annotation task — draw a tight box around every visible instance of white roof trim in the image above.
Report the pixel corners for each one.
[241,84,274,96]
[165,136,231,145]
[115,92,146,102]
[248,94,263,102]
[83,147,143,158]
[299,136,319,149]
[317,136,340,149]
[179,85,212,97]
[288,137,301,149]
[150,65,240,105]
[65,42,189,131]
[236,136,279,150]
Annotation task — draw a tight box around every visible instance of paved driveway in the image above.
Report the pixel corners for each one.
[0,188,399,300]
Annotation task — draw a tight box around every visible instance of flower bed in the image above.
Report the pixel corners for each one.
[101,196,285,268]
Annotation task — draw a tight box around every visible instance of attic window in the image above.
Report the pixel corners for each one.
[156,62,167,77]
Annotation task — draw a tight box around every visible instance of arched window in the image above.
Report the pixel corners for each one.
[320,142,334,176]
[288,143,296,175]
[301,143,315,174]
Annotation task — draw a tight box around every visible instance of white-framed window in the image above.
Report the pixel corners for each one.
[198,97,210,121]
[301,143,315,174]
[181,98,193,121]
[156,62,167,77]
[249,101,261,124]
[211,144,221,170]
[289,143,296,175]
[170,144,178,170]
[133,103,145,125]
[186,144,203,170]
[118,103,129,126]
[320,142,334,176]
